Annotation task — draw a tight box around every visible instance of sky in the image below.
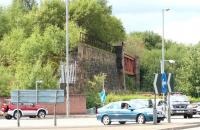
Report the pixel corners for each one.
[0,0,200,44]
[108,0,200,44]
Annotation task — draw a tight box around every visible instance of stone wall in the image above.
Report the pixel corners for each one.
[70,44,122,94]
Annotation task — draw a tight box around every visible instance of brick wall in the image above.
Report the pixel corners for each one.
[0,95,86,115]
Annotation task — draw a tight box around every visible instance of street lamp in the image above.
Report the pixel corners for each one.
[36,80,43,104]
[167,60,175,64]
[161,8,170,123]
[161,8,170,74]
[66,0,70,117]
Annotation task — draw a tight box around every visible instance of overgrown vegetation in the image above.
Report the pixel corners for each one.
[126,31,200,97]
[0,0,125,96]
[0,0,200,105]
[86,73,106,108]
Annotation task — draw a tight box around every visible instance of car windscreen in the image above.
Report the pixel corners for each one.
[171,95,189,102]
[130,100,151,108]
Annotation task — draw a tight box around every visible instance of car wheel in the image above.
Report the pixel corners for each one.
[29,116,36,118]
[5,114,12,120]
[188,114,193,118]
[13,111,22,120]
[184,115,187,118]
[102,115,111,125]
[137,114,146,124]
[37,110,46,119]
[119,121,126,124]
[157,120,161,123]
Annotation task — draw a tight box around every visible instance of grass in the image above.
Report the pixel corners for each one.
[106,93,200,104]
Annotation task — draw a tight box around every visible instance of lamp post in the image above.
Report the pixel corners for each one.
[36,80,43,104]
[161,8,170,123]
[161,8,170,74]
[66,0,70,117]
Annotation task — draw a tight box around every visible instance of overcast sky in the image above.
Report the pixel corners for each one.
[108,0,200,44]
[1,0,200,44]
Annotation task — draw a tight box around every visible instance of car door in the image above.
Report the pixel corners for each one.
[107,103,121,121]
[118,103,135,120]
[24,103,37,116]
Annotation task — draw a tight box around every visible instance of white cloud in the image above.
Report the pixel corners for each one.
[109,0,200,44]
[156,16,200,44]
[115,12,161,32]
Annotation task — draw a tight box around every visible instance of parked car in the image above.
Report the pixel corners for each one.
[197,102,200,115]
[96,101,165,125]
[1,99,48,120]
[130,99,166,119]
[189,102,200,115]
[129,99,153,108]
[170,94,195,118]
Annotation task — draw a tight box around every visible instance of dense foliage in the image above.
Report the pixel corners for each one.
[126,31,200,97]
[0,0,125,96]
[0,0,200,101]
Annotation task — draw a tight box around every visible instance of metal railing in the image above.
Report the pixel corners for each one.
[80,32,115,53]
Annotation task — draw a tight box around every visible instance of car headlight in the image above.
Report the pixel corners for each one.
[187,105,193,109]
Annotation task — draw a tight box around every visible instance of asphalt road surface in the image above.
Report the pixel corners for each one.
[0,115,200,130]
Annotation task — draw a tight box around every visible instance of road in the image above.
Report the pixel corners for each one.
[0,115,200,130]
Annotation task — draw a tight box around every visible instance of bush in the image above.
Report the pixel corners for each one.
[189,96,200,103]
[106,93,154,104]
[86,73,106,108]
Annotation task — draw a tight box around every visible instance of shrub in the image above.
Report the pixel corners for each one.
[86,73,106,108]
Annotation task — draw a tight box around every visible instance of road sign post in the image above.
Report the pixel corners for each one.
[11,90,64,127]
[153,73,158,125]
[167,73,172,123]
[17,90,20,127]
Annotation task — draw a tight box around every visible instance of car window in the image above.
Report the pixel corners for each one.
[158,101,164,106]
[104,103,120,109]
[130,100,150,108]
[112,103,120,109]
[23,103,35,106]
[121,103,129,109]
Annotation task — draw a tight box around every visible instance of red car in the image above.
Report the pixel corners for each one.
[1,99,48,120]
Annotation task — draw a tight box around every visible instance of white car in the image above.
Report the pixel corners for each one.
[190,102,200,115]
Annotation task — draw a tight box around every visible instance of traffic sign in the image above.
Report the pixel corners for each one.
[162,72,167,94]
[167,73,172,92]
[11,90,64,103]
[153,73,158,94]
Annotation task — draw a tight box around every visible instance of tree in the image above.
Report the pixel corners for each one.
[128,31,162,50]
[0,66,13,97]
[0,8,10,40]
[125,33,145,57]
[69,0,125,44]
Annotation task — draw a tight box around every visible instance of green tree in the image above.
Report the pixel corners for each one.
[128,31,162,50]
[0,66,13,96]
[0,8,10,40]
[69,0,125,44]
